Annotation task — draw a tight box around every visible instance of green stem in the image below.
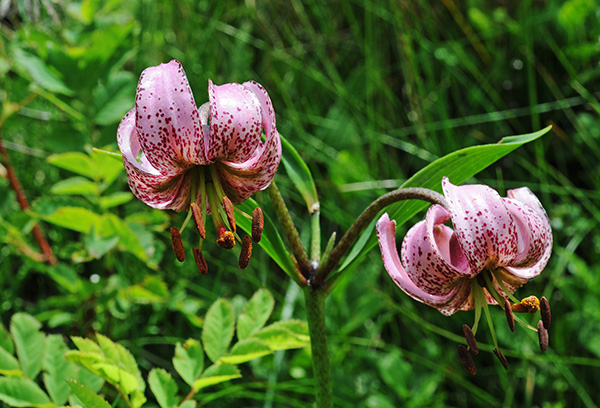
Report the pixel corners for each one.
[311,210,321,265]
[304,287,333,408]
[316,187,447,286]
[266,182,312,277]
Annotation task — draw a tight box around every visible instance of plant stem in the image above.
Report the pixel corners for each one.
[311,210,321,265]
[304,287,333,408]
[266,182,312,277]
[315,187,446,285]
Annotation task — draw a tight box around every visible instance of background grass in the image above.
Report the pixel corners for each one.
[1,0,599,406]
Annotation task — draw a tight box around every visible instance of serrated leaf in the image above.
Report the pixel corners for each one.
[172,340,204,386]
[47,152,97,179]
[71,337,103,354]
[0,345,20,373]
[237,289,275,340]
[192,364,241,390]
[93,363,138,394]
[335,126,553,275]
[218,338,272,364]
[10,313,45,380]
[202,299,235,363]
[43,335,77,405]
[252,320,310,351]
[0,323,14,354]
[281,135,319,213]
[0,377,52,406]
[67,380,111,408]
[148,369,178,408]
[50,177,98,195]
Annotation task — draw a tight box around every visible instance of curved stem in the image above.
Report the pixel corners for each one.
[304,287,333,408]
[266,182,312,278]
[315,187,447,285]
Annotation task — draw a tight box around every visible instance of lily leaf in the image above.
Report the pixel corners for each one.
[281,135,319,213]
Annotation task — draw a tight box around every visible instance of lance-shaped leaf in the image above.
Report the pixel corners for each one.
[281,135,319,213]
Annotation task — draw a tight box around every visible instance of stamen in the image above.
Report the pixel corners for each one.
[192,247,208,275]
[457,345,476,375]
[216,227,236,249]
[540,296,551,329]
[537,320,549,352]
[504,298,515,332]
[191,202,206,239]
[170,227,186,262]
[462,324,479,355]
[511,296,540,314]
[222,196,236,233]
[238,235,252,269]
[493,348,509,370]
[252,207,264,243]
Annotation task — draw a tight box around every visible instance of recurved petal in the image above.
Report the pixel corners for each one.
[442,177,518,272]
[401,205,473,297]
[207,80,262,162]
[134,60,207,174]
[377,213,471,315]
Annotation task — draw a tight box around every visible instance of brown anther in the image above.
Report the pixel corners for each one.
[537,320,549,352]
[216,227,236,249]
[540,296,551,329]
[511,295,540,314]
[504,298,515,332]
[190,202,206,239]
[192,248,208,275]
[493,348,509,370]
[238,235,253,269]
[252,207,264,243]
[462,324,479,355]
[170,227,185,262]
[457,345,476,375]
[222,196,236,233]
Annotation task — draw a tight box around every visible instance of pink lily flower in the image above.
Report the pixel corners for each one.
[117,60,280,269]
[377,177,553,371]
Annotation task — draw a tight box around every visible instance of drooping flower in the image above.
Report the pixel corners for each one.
[117,60,279,269]
[376,177,553,372]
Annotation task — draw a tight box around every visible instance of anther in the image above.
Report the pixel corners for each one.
[511,295,540,314]
[537,320,549,352]
[252,207,264,243]
[238,235,253,269]
[540,296,551,329]
[222,196,236,233]
[462,324,479,355]
[504,298,515,332]
[190,202,206,239]
[170,227,185,262]
[457,345,476,375]
[216,227,236,249]
[192,248,208,275]
[493,348,509,370]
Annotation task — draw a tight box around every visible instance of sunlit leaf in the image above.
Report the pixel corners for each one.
[67,380,111,408]
[148,369,178,408]
[50,177,97,196]
[192,364,241,391]
[173,340,204,387]
[252,320,310,351]
[218,338,272,364]
[237,289,275,340]
[10,314,45,380]
[0,377,52,407]
[202,299,235,364]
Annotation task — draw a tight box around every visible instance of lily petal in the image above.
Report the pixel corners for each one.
[134,60,207,175]
[207,80,262,162]
[442,177,518,272]
[377,213,470,315]
[401,205,473,297]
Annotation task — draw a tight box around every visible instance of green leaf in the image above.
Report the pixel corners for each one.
[43,334,77,405]
[10,46,73,96]
[237,289,275,340]
[10,313,45,380]
[0,323,14,354]
[281,135,319,213]
[86,225,119,259]
[67,380,111,408]
[235,199,298,283]
[35,206,100,233]
[50,177,98,195]
[93,363,138,394]
[47,152,97,179]
[91,214,148,261]
[218,338,272,364]
[172,339,204,386]
[336,126,553,274]
[252,320,310,351]
[148,369,178,408]
[0,377,52,406]
[98,192,133,209]
[192,364,241,391]
[0,346,20,375]
[202,299,235,363]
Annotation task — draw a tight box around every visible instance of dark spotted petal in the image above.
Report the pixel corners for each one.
[134,60,207,175]
[442,177,519,272]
